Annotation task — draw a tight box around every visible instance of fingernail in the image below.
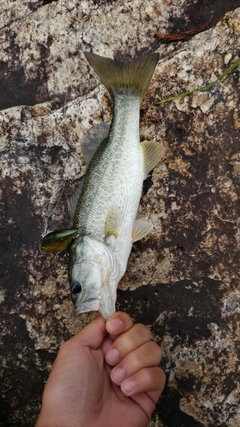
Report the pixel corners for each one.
[122,380,136,395]
[106,348,120,365]
[111,367,125,384]
[108,318,123,334]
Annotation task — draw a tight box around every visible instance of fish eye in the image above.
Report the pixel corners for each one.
[71,280,82,295]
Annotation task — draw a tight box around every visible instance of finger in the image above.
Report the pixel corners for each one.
[70,314,107,350]
[105,323,151,365]
[101,336,114,355]
[120,367,166,398]
[110,341,162,385]
[121,368,166,420]
[106,311,133,338]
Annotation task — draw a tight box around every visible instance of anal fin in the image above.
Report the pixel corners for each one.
[141,140,165,176]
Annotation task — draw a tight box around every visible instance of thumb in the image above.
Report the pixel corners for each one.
[72,315,107,350]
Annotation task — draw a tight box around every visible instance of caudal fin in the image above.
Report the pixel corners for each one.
[84,51,159,100]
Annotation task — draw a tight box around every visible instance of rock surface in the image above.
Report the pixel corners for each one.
[0,1,240,426]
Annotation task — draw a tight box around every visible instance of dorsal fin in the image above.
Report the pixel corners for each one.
[81,123,110,167]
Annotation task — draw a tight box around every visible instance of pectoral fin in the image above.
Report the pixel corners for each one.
[105,206,121,239]
[141,140,165,176]
[41,229,78,253]
[132,219,153,243]
[81,123,110,167]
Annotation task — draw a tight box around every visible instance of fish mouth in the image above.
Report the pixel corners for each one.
[74,291,101,316]
[74,299,100,316]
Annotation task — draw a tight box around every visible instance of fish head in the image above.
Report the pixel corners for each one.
[68,236,120,320]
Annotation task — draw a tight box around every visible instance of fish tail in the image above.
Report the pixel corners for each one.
[84,51,159,100]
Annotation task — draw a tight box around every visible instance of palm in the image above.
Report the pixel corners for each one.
[78,344,154,427]
[100,371,150,427]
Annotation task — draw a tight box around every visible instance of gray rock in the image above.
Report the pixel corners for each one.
[0,2,240,426]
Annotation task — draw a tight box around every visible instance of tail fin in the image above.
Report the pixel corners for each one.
[84,51,159,100]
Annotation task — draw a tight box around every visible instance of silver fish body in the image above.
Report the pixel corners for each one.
[41,51,165,320]
[70,92,143,319]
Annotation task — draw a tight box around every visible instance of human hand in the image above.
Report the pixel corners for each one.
[36,312,166,427]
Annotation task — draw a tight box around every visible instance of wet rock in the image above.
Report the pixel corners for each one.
[0,1,240,426]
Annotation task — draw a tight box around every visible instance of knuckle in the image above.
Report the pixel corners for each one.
[156,367,166,391]
[144,366,165,389]
[161,370,167,387]
[149,341,162,359]
[114,335,131,357]
[121,312,133,325]
[144,367,154,384]
[134,323,151,339]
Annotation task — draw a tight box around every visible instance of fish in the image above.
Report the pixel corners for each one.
[41,51,165,320]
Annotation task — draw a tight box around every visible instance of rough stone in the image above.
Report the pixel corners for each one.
[0,1,240,426]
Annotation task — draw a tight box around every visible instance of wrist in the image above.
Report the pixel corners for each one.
[35,408,86,427]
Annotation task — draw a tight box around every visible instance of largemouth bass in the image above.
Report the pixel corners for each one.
[41,51,165,320]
